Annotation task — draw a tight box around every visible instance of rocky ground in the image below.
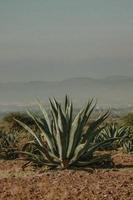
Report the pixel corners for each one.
[0,152,133,200]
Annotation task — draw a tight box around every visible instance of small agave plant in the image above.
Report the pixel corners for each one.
[0,130,19,159]
[122,130,133,153]
[95,123,129,150]
[15,96,114,169]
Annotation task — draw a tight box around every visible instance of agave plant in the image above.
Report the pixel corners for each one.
[15,96,115,169]
[122,130,133,153]
[95,123,129,150]
[0,130,19,159]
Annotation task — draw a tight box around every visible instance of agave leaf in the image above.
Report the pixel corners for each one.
[81,138,117,159]
[57,105,67,133]
[65,100,73,150]
[53,97,59,109]
[18,151,45,165]
[65,95,69,111]
[80,99,96,127]
[69,142,87,165]
[68,108,108,160]
[26,110,55,151]
[72,100,97,147]
[70,138,114,166]
[49,98,58,117]
[22,141,59,163]
[75,154,111,167]
[67,111,83,158]
[58,105,68,157]
[83,126,105,145]
[49,98,59,117]
[15,119,43,147]
[84,111,109,141]
[53,106,66,160]
[36,99,52,134]
[51,104,67,160]
[66,101,73,123]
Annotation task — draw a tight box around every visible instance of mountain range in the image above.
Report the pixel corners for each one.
[0,76,133,111]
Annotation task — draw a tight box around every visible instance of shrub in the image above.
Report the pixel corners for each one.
[3,112,36,131]
[122,113,133,128]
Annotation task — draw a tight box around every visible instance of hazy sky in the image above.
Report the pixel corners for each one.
[0,0,133,81]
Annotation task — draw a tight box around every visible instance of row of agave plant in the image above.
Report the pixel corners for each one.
[0,96,133,169]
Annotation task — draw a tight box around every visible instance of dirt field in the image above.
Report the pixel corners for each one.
[0,152,133,200]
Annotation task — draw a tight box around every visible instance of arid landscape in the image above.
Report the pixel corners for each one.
[1,1,133,199]
[0,98,133,200]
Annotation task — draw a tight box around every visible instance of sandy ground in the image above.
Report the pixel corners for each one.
[0,152,133,200]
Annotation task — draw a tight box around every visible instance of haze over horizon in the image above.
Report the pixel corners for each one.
[0,0,133,82]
